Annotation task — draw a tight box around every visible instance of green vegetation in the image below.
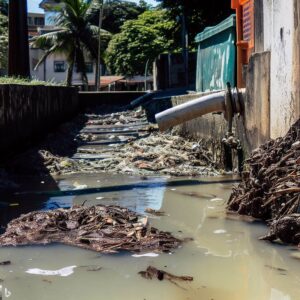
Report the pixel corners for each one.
[31,0,111,87]
[0,0,8,71]
[0,13,8,71]
[90,0,150,34]
[105,10,176,76]
[0,77,62,86]
[157,0,231,47]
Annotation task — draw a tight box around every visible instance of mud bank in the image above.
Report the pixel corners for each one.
[227,119,300,246]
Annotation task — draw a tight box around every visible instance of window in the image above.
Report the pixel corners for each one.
[54,61,66,72]
[34,17,45,26]
[27,17,33,25]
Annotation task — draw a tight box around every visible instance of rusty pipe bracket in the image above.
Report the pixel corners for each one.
[225,82,234,133]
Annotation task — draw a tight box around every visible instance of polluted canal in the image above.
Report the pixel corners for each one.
[0,108,300,300]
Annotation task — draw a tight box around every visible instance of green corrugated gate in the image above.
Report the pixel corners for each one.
[195,15,236,92]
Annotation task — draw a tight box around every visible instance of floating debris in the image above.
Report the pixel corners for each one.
[264,264,288,273]
[139,266,193,289]
[86,266,102,272]
[0,205,182,254]
[171,190,217,199]
[145,208,166,216]
[227,119,300,245]
[0,260,11,265]
[132,253,159,258]
[26,266,77,277]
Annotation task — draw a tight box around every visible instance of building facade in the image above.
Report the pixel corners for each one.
[27,13,45,38]
[29,0,102,87]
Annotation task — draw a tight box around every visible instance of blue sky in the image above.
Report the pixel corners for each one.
[27,0,158,13]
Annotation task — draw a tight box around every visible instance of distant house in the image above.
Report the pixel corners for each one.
[27,13,45,38]
[29,0,104,87]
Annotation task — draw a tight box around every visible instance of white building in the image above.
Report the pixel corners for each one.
[29,0,102,87]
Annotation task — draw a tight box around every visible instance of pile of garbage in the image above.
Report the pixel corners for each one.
[0,205,182,253]
[2,108,219,179]
[227,119,300,245]
[94,132,218,176]
[85,109,146,126]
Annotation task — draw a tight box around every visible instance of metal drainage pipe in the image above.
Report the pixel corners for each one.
[155,89,244,131]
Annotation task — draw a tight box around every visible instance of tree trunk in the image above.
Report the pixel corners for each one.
[66,61,74,86]
[81,71,88,91]
[8,0,30,77]
[95,0,104,91]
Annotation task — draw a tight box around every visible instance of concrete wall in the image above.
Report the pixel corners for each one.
[0,84,78,161]
[251,0,300,138]
[243,51,270,151]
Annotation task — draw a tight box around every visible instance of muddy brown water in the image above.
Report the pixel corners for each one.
[0,174,300,300]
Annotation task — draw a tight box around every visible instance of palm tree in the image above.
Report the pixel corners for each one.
[31,0,110,88]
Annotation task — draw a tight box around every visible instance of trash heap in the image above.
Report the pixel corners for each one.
[0,205,182,253]
[2,108,219,178]
[95,132,218,176]
[227,119,300,245]
[85,109,146,126]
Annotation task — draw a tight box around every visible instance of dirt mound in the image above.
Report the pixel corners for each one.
[227,119,300,245]
[0,205,182,253]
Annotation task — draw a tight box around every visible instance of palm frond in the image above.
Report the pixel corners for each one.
[34,44,59,70]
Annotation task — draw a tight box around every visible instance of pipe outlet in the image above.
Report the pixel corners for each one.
[155,89,243,131]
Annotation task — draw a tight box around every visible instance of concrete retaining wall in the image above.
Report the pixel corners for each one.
[0,84,78,160]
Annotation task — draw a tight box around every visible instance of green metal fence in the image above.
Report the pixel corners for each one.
[195,15,236,92]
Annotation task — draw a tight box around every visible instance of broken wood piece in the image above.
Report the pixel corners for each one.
[139,266,193,289]
[145,208,166,216]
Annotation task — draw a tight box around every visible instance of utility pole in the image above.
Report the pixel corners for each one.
[95,0,104,91]
[8,0,30,77]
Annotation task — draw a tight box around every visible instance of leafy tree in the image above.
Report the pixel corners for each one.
[31,0,110,87]
[105,9,176,76]
[90,0,150,34]
[0,12,8,70]
[157,0,232,47]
